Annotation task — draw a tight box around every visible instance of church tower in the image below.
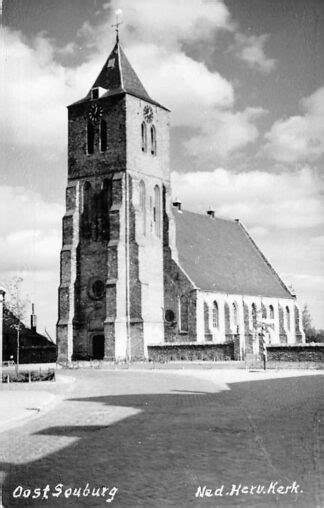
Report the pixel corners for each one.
[57,35,170,361]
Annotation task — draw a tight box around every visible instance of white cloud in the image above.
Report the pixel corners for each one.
[126,43,234,125]
[0,186,63,271]
[171,166,324,230]
[0,1,268,163]
[183,107,265,158]
[0,26,100,154]
[108,0,233,48]
[74,2,264,157]
[263,87,324,163]
[230,33,276,73]
[0,186,63,234]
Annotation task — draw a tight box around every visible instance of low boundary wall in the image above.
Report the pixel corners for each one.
[148,343,234,362]
[267,344,324,362]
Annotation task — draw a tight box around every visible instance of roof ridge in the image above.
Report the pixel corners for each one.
[175,208,235,224]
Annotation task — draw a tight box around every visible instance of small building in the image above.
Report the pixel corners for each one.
[56,35,304,363]
[3,306,57,364]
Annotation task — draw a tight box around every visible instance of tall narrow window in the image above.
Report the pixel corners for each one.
[101,178,112,239]
[87,121,94,154]
[151,125,156,155]
[154,185,160,236]
[269,305,274,319]
[251,303,257,330]
[139,180,146,235]
[232,302,239,330]
[212,301,219,328]
[82,181,92,238]
[83,181,92,218]
[141,122,147,152]
[286,306,291,331]
[179,295,189,332]
[100,119,107,152]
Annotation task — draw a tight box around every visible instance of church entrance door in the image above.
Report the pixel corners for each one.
[92,335,105,359]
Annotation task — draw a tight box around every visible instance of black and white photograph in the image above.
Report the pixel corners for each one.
[0,0,323,506]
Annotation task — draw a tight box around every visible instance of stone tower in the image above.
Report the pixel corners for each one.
[57,37,170,361]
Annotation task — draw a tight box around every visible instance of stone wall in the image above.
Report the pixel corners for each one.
[267,344,324,362]
[148,343,234,361]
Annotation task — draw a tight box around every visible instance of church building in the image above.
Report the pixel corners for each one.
[57,36,304,363]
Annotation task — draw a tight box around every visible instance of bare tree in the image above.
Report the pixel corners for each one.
[4,276,30,374]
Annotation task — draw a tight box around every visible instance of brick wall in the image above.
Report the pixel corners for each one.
[267,345,324,362]
[67,95,127,181]
[148,343,234,362]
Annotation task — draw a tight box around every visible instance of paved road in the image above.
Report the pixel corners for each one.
[0,369,323,507]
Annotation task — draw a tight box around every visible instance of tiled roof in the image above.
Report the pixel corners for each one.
[3,307,55,347]
[173,209,293,299]
[70,40,168,110]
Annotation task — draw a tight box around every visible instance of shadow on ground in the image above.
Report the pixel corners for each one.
[1,372,323,507]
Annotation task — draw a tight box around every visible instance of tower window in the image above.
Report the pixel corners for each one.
[141,122,147,152]
[154,185,160,236]
[151,125,157,155]
[212,301,219,328]
[100,119,107,152]
[139,180,146,235]
[87,121,94,154]
[88,278,105,300]
[83,181,92,219]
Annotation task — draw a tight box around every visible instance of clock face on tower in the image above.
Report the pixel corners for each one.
[88,103,103,122]
[143,105,153,123]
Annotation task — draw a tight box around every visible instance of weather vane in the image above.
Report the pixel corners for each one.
[112,9,123,43]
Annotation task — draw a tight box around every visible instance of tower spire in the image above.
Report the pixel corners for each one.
[111,9,123,43]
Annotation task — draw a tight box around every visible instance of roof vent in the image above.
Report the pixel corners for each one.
[91,88,99,100]
[90,87,106,100]
[234,218,240,222]
[207,209,215,218]
[172,198,182,212]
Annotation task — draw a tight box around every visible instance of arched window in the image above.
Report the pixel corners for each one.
[269,305,274,319]
[251,303,257,330]
[82,181,92,238]
[101,179,112,239]
[286,306,291,331]
[154,185,160,236]
[100,119,107,152]
[139,180,146,235]
[179,295,189,332]
[141,122,147,152]
[83,181,92,217]
[151,125,156,155]
[87,121,94,154]
[212,301,219,328]
[232,302,239,330]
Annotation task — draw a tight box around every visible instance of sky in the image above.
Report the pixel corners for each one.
[0,0,323,337]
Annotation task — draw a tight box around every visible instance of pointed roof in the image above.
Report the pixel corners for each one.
[70,39,168,110]
[173,209,293,299]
